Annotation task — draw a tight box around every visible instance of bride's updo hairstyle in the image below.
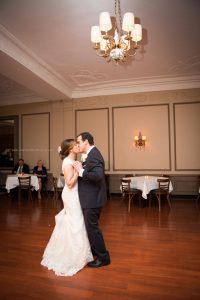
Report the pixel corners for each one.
[59,139,75,160]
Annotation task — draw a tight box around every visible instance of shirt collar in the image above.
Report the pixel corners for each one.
[86,145,95,155]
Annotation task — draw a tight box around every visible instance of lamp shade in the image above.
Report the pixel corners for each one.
[131,24,142,42]
[99,12,112,32]
[91,26,101,43]
[122,12,134,32]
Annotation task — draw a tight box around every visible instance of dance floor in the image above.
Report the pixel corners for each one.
[0,192,200,300]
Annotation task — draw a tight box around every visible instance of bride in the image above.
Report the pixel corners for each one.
[41,139,93,276]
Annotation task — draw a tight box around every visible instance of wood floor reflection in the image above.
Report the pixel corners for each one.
[0,192,200,300]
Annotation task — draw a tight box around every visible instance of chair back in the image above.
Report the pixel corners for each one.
[52,176,63,203]
[18,176,31,189]
[18,175,32,201]
[52,176,58,191]
[121,179,131,194]
[157,178,170,192]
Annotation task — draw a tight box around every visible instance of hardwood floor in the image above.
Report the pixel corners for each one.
[0,192,200,300]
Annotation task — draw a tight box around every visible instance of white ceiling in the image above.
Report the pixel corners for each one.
[0,0,200,106]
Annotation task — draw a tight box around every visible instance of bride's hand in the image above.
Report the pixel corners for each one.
[73,161,82,172]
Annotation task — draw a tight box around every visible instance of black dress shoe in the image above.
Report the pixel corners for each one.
[87,258,110,268]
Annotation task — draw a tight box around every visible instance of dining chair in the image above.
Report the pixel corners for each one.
[150,178,171,212]
[196,177,200,208]
[18,176,33,201]
[52,176,63,204]
[121,178,142,213]
[161,174,170,178]
[196,192,200,207]
[105,174,110,199]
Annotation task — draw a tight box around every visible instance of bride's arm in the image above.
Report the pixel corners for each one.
[63,164,78,189]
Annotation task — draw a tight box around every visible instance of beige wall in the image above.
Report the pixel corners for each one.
[75,108,110,170]
[174,102,200,170]
[113,104,170,171]
[21,113,50,169]
[0,88,200,177]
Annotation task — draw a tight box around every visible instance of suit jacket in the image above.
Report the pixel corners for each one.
[78,147,107,209]
[12,163,30,174]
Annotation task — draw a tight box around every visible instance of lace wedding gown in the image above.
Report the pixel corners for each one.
[41,157,93,276]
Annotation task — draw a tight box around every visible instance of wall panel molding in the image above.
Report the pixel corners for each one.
[21,112,50,170]
[174,101,200,171]
[75,108,110,171]
[112,104,171,171]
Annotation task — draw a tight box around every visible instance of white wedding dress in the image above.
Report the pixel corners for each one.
[41,157,93,276]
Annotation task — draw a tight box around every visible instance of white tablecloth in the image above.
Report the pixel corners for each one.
[122,176,173,199]
[57,176,65,188]
[5,175,39,192]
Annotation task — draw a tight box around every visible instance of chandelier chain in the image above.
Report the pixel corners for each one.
[115,0,122,35]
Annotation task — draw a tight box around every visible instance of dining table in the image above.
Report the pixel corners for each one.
[122,175,173,199]
[5,174,39,192]
[57,175,65,188]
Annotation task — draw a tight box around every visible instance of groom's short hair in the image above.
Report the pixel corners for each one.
[78,132,94,145]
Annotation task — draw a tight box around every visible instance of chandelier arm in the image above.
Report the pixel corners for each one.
[126,49,137,57]
[95,49,110,58]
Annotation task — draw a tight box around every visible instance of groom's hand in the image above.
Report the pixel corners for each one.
[73,161,83,173]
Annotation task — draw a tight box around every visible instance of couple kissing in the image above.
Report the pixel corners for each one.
[41,132,110,276]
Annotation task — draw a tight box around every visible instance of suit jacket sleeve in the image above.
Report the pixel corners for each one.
[82,148,105,182]
[23,164,30,174]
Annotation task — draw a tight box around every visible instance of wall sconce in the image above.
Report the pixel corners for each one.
[134,132,146,150]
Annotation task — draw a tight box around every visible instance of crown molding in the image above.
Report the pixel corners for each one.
[0,95,49,107]
[71,75,200,98]
[1,25,200,102]
[0,24,72,97]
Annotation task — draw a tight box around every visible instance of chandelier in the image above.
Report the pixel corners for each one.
[91,0,142,65]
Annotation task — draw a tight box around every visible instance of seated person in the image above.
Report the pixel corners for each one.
[13,158,30,174]
[33,160,47,199]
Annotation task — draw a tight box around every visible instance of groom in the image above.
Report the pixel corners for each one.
[73,132,110,268]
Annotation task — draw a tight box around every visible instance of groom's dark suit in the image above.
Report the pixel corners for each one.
[78,146,110,265]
